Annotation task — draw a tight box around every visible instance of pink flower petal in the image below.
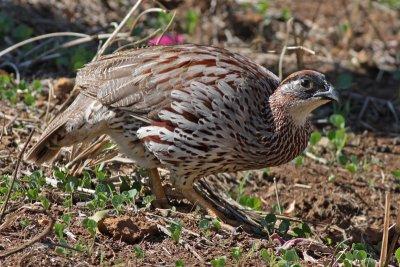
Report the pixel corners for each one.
[148,33,185,46]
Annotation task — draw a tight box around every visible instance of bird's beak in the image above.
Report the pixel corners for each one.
[313,85,339,102]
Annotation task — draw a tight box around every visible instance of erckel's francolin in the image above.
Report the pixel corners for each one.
[26,44,338,221]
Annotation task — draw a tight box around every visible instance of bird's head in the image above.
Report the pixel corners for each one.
[273,70,339,126]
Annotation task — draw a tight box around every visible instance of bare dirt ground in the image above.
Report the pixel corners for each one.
[0,0,399,266]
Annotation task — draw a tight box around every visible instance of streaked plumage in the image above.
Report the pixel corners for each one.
[26,44,338,218]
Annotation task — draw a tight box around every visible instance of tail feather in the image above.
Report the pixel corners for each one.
[25,118,67,164]
[26,92,82,164]
[26,93,109,164]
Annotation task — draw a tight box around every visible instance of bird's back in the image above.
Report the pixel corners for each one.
[27,44,281,174]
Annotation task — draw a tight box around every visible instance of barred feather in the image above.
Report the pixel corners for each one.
[28,44,332,193]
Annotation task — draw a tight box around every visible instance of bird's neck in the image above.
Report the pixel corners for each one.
[268,94,309,130]
[252,94,312,166]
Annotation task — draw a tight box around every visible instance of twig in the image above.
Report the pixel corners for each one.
[379,192,391,267]
[273,177,282,214]
[44,177,95,195]
[44,80,54,123]
[95,0,143,59]
[0,130,34,223]
[18,33,132,68]
[3,114,18,135]
[42,240,83,252]
[358,97,370,120]
[294,183,312,189]
[304,151,328,165]
[128,8,166,35]
[291,22,303,70]
[385,199,400,267]
[387,101,399,125]
[278,18,293,80]
[0,61,20,82]
[358,3,389,51]
[286,46,315,55]
[0,32,89,58]
[0,213,55,258]
[19,38,54,59]
[114,29,162,52]
[330,244,350,267]
[155,11,177,45]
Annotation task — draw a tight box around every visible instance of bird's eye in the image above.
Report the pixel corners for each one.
[301,79,312,89]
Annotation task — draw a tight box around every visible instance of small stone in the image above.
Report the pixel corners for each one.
[38,218,50,226]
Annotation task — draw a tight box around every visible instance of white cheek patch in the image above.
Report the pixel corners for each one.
[289,98,330,126]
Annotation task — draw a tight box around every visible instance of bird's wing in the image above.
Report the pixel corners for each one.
[75,44,279,119]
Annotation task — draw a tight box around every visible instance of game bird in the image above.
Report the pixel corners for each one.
[26,44,338,222]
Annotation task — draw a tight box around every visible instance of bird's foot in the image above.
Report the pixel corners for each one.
[152,198,171,209]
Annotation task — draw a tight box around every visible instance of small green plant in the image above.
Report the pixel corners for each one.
[54,222,65,240]
[238,194,262,211]
[234,172,263,211]
[210,256,226,267]
[338,22,351,37]
[0,75,42,106]
[261,213,276,234]
[309,131,322,146]
[281,8,292,21]
[327,114,348,160]
[53,221,71,255]
[82,217,97,254]
[328,174,336,182]
[260,248,277,265]
[212,218,222,231]
[168,220,182,243]
[292,222,312,238]
[156,12,174,28]
[82,218,97,236]
[278,219,290,235]
[198,217,211,237]
[231,247,242,262]
[184,9,199,35]
[175,259,184,267]
[262,167,270,176]
[345,162,358,174]
[280,249,300,267]
[392,169,400,180]
[255,0,269,15]
[336,243,376,267]
[142,194,156,209]
[21,171,52,210]
[19,218,31,228]
[40,195,51,210]
[259,248,301,266]
[73,241,86,252]
[56,46,95,71]
[395,247,400,265]
[293,155,304,167]
[133,245,145,259]
[379,0,400,9]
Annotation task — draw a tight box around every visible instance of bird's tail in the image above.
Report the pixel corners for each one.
[26,93,101,164]
[25,121,67,164]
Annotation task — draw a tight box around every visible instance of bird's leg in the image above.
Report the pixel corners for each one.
[181,186,238,232]
[148,168,169,209]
